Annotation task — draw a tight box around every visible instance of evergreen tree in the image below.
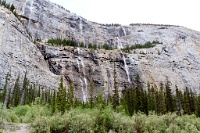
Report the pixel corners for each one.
[189,89,196,114]
[26,84,32,105]
[37,85,41,98]
[112,62,119,110]
[67,82,75,109]
[156,83,166,115]
[143,91,149,115]
[12,76,20,107]
[175,85,183,116]
[47,88,51,105]
[10,4,15,12]
[33,84,37,102]
[165,80,174,112]
[20,72,29,105]
[195,94,200,117]
[183,87,191,114]
[135,74,143,113]
[57,77,66,114]
[4,88,11,108]
[3,73,10,108]
[2,73,9,104]
[51,90,56,114]
[147,83,156,112]
[122,88,135,116]
[41,87,45,104]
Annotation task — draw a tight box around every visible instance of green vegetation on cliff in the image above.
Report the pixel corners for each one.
[0,0,18,18]
[122,40,162,53]
[47,38,113,50]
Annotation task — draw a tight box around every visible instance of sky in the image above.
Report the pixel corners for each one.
[50,0,200,31]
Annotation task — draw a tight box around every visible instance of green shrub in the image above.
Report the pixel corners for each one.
[31,117,50,133]
[94,106,114,132]
[14,105,30,117]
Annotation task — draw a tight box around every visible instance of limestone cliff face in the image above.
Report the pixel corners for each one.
[1,0,200,101]
[0,6,60,90]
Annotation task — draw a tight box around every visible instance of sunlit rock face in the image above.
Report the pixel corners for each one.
[1,0,200,101]
[0,6,60,90]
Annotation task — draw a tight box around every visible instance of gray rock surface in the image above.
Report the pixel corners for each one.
[1,0,200,101]
[0,6,60,90]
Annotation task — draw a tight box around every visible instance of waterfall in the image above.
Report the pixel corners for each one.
[117,37,131,83]
[122,26,126,36]
[79,17,86,47]
[80,79,87,103]
[27,0,34,28]
[80,58,88,99]
[77,48,88,102]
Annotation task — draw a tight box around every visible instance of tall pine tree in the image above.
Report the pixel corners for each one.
[67,82,75,109]
[175,85,183,116]
[135,74,143,113]
[20,72,29,105]
[156,83,166,115]
[3,73,10,108]
[122,88,135,116]
[183,87,191,114]
[51,90,56,114]
[165,80,174,112]
[147,83,156,112]
[12,76,20,107]
[57,77,66,114]
[195,94,200,117]
[2,73,9,104]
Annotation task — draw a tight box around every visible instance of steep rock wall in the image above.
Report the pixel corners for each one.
[0,6,60,90]
[1,0,200,98]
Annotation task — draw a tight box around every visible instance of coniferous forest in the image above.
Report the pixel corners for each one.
[1,72,200,133]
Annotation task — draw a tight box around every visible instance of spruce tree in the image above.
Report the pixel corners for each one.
[41,87,45,104]
[2,73,9,104]
[165,80,174,112]
[12,76,20,107]
[3,73,10,108]
[67,82,75,109]
[33,84,37,102]
[123,88,135,116]
[143,91,149,115]
[37,85,41,98]
[147,83,156,112]
[195,94,200,117]
[175,85,183,116]
[156,83,166,115]
[47,88,51,105]
[10,4,15,12]
[26,85,32,105]
[20,73,29,105]
[189,89,196,114]
[51,90,56,114]
[135,74,143,113]
[183,87,191,114]
[4,88,11,108]
[57,77,66,114]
